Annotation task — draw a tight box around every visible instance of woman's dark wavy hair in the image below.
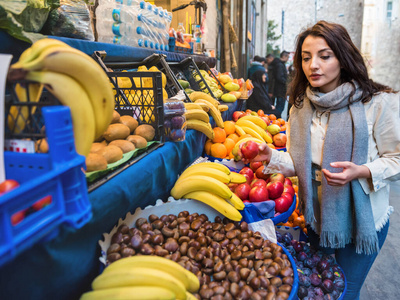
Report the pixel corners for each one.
[289,20,395,108]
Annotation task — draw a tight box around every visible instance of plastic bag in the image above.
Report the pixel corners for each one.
[41,0,94,41]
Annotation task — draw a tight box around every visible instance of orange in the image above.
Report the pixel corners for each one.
[223,138,235,154]
[227,133,240,143]
[212,127,226,143]
[293,184,299,193]
[228,152,235,159]
[280,125,287,132]
[204,139,213,155]
[272,119,280,125]
[277,118,286,126]
[257,109,265,117]
[269,114,277,121]
[223,121,236,135]
[210,143,228,159]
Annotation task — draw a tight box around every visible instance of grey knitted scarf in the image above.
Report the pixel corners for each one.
[289,82,379,255]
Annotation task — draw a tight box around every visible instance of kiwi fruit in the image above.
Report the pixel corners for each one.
[126,135,148,148]
[109,139,135,153]
[103,124,130,142]
[86,153,108,172]
[133,124,155,142]
[119,115,139,133]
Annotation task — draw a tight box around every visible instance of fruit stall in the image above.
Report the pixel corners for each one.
[0,33,346,300]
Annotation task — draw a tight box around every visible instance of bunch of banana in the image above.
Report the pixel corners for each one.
[183,102,214,139]
[170,162,246,221]
[80,256,199,300]
[235,115,273,144]
[10,38,115,157]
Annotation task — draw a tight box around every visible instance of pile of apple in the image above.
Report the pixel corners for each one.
[232,109,287,149]
[228,161,296,215]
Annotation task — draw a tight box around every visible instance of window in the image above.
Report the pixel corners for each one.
[387,1,393,20]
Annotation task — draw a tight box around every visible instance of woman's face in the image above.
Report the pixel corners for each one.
[301,35,341,93]
[262,74,266,82]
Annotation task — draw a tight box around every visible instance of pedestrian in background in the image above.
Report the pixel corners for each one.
[241,20,400,300]
[265,53,277,99]
[247,55,266,79]
[246,70,276,114]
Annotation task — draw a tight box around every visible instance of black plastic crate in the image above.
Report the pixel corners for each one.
[197,61,229,94]
[168,57,217,99]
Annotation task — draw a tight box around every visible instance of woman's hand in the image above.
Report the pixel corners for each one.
[322,162,371,186]
[238,142,272,164]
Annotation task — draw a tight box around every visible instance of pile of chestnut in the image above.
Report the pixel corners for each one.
[106,211,296,300]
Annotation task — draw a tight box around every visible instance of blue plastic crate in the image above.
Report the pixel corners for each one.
[0,106,92,267]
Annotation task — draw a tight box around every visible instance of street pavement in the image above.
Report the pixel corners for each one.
[360,181,400,299]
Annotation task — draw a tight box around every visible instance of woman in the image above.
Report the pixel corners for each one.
[246,70,276,114]
[241,21,400,299]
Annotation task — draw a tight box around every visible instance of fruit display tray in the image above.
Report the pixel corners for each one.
[99,197,299,299]
[168,57,218,99]
[0,106,92,267]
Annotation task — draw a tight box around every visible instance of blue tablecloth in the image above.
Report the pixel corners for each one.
[0,100,241,300]
[0,31,217,66]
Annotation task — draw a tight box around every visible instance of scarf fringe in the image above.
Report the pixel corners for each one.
[355,235,380,255]
[375,206,393,232]
[319,230,353,249]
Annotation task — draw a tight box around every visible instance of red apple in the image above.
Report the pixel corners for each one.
[243,200,251,204]
[274,195,293,213]
[0,179,19,195]
[234,183,251,200]
[249,186,269,203]
[260,116,270,126]
[283,185,295,197]
[251,179,267,189]
[241,140,259,160]
[228,183,239,192]
[255,166,270,181]
[284,178,293,186]
[269,173,285,184]
[250,161,263,172]
[281,192,294,202]
[267,181,284,200]
[239,167,254,181]
[232,111,244,122]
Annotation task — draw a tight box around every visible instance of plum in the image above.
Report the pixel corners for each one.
[302,242,312,254]
[314,296,325,300]
[323,254,336,265]
[303,267,312,277]
[276,231,283,243]
[312,266,319,274]
[296,261,304,269]
[282,232,293,245]
[312,253,323,264]
[294,241,304,253]
[321,279,334,293]
[310,272,322,286]
[286,245,296,256]
[299,274,312,287]
[304,257,316,269]
[298,286,308,299]
[331,289,340,299]
[297,251,308,262]
[314,286,324,297]
[333,278,345,292]
[321,270,334,281]
[171,116,185,129]
[317,259,330,273]
[170,129,185,141]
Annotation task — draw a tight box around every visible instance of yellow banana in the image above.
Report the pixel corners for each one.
[218,104,229,112]
[192,101,210,113]
[13,46,115,139]
[238,115,268,130]
[26,71,95,157]
[80,286,175,300]
[104,255,200,293]
[194,99,224,128]
[186,119,214,139]
[183,191,242,221]
[92,267,186,299]
[229,172,247,184]
[236,119,272,143]
[14,38,70,67]
[178,167,231,184]
[184,109,210,123]
[189,91,219,107]
[7,83,43,133]
[171,175,233,200]
[235,125,246,136]
[226,192,245,210]
[186,292,198,300]
[240,126,264,141]
[184,102,204,111]
[185,161,231,175]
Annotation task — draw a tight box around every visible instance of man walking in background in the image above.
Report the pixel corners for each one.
[247,55,266,79]
[266,51,289,118]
